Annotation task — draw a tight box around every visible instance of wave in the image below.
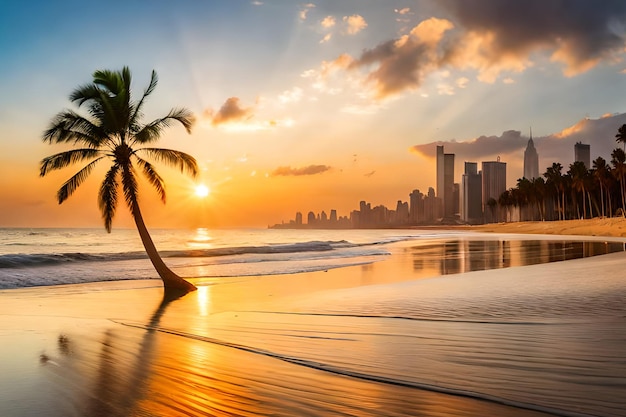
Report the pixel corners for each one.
[0,239,385,269]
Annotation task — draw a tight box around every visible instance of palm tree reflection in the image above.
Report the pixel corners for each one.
[82,291,181,416]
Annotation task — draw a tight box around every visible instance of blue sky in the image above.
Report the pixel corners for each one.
[1,1,626,228]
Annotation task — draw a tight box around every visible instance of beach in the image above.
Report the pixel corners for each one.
[1,222,625,416]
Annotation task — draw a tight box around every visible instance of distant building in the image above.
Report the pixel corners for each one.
[461,162,483,224]
[423,187,440,222]
[295,212,303,225]
[436,145,455,218]
[523,133,539,179]
[409,189,425,224]
[482,159,507,223]
[575,142,590,169]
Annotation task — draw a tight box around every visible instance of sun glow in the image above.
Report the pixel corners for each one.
[194,184,210,198]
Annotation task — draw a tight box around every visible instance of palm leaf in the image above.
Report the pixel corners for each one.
[137,148,198,177]
[56,158,104,203]
[132,108,194,144]
[98,165,120,233]
[135,156,166,203]
[129,70,158,132]
[43,110,105,146]
[40,149,102,176]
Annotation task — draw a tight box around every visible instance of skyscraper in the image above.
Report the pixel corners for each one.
[436,145,455,218]
[523,132,539,179]
[461,162,483,224]
[575,142,591,168]
[482,158,506,223]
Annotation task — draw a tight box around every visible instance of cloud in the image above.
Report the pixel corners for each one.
[271,165,332,176]
[343,14,367,35]
[251,1,263,5]
[278,87,304,104]
[395,8,411,15]
[321,16,336,28]
[317,2,626,100]
[204,97,253,126]
[320,33,332,44]
[343,17,455,98]
[409,113,626,173]
[299,3,315,21]
[203,97,294,131]
[438,0,626,77]
[456,77,469,88]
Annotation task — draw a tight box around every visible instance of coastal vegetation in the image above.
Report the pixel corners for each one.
[39,67,198,295]
[495,124,626,223]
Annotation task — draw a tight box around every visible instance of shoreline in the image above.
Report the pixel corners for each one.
[414,217,626,238]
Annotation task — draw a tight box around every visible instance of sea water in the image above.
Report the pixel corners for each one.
[0,227,624,289]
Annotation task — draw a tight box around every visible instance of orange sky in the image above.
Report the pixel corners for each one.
[1,1,626,229]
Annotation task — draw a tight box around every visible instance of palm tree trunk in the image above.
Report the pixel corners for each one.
[131,200,197,294]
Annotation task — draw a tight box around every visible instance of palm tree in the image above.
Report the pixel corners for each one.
[616,124,626,150]
[544,163,564,220]
[592,156,609,217]
[569,161,588,219]
[40,67,198,294]
[611,148,626,216]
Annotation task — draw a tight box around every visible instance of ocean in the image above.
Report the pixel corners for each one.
[1,227,624,289]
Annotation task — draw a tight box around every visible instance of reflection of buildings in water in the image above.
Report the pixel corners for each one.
[409,239,625,277]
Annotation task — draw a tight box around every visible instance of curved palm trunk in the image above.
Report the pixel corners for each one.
[131,200,197,294]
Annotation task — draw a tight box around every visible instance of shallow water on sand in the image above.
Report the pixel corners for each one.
[1,235,625,416]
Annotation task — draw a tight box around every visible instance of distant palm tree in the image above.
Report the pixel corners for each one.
[544,163,564,220]
[40,67,198,294]
[569,161,588,219]
[616,124,626,150]
[611,148,626,216]
[592,156,609,217]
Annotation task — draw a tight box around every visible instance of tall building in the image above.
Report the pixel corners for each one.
[482,159,506,223]
[523,132,539,179]
[575,142,590,168]
[409,189,424,224]
[461,162,483,224]
[436,145,455,218]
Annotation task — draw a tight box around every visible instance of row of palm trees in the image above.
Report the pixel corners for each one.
[492,138,626,223]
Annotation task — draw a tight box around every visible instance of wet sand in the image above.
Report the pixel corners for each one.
[1,226,626,416]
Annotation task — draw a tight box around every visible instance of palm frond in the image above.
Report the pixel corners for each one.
[56,158,104,203]
[135,156,166,203]
[132,108,194,144]
[129,70,158,131]
[121,165,139,210]
[40,149,103,177]
[69,83,102,107]
[98,165,120,233]
[43,110,106,146]
[137,148,198,177]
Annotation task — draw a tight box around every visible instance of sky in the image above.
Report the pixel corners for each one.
[1,0,626,229]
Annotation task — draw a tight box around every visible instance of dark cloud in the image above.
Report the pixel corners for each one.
[330,2,626,98]
[410,113,626,174]
[204,97,253,126]
[345,18,453,97]
[271,165,332,176]
[439,0,626,74]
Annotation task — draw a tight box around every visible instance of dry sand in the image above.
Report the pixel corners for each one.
[460,217,626,238]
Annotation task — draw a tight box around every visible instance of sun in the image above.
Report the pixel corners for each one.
[194,184,210,198]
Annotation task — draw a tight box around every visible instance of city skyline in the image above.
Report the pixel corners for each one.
[2,2,626,228]
[273,136,614,228]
